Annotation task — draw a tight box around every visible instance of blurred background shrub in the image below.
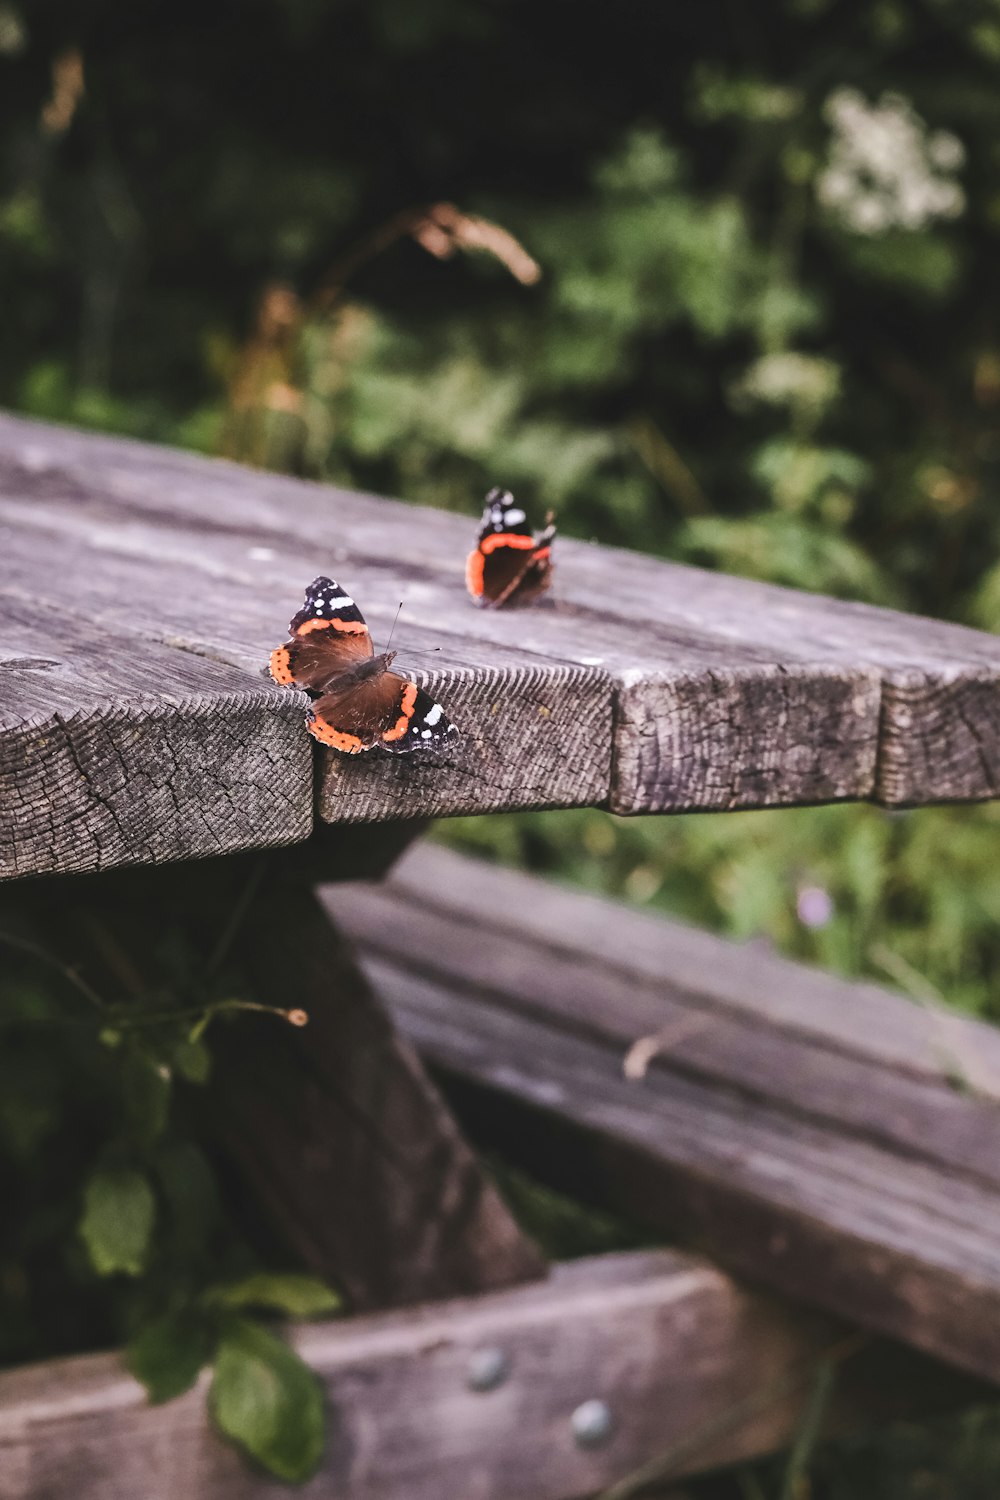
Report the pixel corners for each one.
[4,1,1000,1489]
[5,0,997,1008]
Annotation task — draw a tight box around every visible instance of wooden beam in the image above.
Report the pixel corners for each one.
[0,602,311,881]
[206,874,545,1306]
[327,844,1000,1382]
[0,1251,983,1500]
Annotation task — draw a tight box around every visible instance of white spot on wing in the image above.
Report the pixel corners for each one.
[424,702,443,726]
[504,508,526,525]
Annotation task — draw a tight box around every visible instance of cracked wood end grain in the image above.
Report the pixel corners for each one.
[316,659,612,823]
[611,661,881,814]
[0,611,310,880]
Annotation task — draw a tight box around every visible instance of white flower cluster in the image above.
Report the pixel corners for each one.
[736,351,840,414]
[817,88,965,235]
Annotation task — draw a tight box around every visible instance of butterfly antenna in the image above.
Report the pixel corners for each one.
[383,601,404,653]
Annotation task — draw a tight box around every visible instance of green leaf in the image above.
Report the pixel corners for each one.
[127,1309,215,1403]
[80,1167,156,1277]
[123,1048,172,1144]
[209,1273,341,1318]
[172,1036,212,1085]
[210,1319,325,1482]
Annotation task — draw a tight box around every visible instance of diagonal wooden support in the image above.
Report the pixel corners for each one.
[7,834,543,1311]
[205,868,545,1307]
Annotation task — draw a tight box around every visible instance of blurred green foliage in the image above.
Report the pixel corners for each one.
[0,899,339,1479]
[4,0,1000,1490]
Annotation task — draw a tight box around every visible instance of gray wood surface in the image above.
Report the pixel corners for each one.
[0,1251,981,1500]
[0,600,311,880]
[3,412,1000,881]
[326,843,1000,1381]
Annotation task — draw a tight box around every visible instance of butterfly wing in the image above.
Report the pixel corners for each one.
[476,487,535,544]
[310,672,459,756]
[506,511,555,607]
[269,577,373,692]
[466,490,556,607]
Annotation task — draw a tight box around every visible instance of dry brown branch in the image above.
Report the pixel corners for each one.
[41,48,84,136]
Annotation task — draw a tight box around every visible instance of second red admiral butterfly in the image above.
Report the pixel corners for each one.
[269,578,459,754]
[466,488,555,607]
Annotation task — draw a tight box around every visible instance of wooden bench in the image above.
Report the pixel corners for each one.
[2,412,1000,1497]
[329,842,1000,1382]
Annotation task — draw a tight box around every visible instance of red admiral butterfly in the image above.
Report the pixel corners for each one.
[268,578,459,754]
[466,488,555,607]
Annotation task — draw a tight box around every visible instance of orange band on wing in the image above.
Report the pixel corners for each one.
[479,533,537,555]
[381,681,418,742]
[269,646,295,685]
[295,617,369,636]
[308,717,365,753]
[465,550,485,596]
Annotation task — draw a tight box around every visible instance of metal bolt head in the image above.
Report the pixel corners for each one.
[571,1398,614,1448]
[466,1346,510,1392]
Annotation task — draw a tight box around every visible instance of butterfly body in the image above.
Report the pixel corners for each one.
[268,579,458,755]
[466,488,555,607]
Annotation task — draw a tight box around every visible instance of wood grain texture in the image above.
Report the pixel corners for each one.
[361,842,1000,1100]
[2,410,1000,853]
[612,662,879,814]
[0,1251,982,1500]
[316,660,611,824]
[0,604,310,880]
[325,844,1000,1381]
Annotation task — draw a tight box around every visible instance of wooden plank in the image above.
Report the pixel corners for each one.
[0,1252,983,1500]
[609,660,879,814]
[314,659,611,825]
[351,842,1000,1101]
[0,601,311,880]
[0,422,882,813]
[328,881,1000,1189]
[3,411,1000,821]
[553,541,1000,810]
[324,845,1000,1381]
